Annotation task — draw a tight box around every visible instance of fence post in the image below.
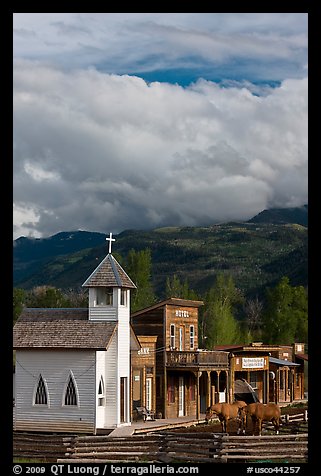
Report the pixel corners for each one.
[304,410,308,422]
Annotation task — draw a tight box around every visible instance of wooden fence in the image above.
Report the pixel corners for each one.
[14,411,308,464]
[218,434,308,463]
[13,432,76,462]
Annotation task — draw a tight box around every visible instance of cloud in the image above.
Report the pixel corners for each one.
[13,61,308,238]
[13,13,307,82]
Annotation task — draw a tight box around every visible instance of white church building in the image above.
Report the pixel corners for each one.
[13,234,140,434]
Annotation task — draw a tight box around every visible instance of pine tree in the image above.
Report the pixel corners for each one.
[125,248,156,312]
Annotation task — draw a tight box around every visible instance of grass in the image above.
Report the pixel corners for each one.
[13,458,47,463]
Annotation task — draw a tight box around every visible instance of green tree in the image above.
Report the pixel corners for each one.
[200,274,243,348]
[262,277,308,344]
[126,248,156,312]
[292,285,308,343]
[63,287,88,307]
[13,288,26,324]
[242,296,264,342]
[165,274,199,300]
[26,286,70,308]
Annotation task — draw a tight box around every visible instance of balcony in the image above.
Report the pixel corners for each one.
[166,350,229,368]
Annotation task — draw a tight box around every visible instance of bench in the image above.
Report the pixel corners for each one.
[135,406,156,422]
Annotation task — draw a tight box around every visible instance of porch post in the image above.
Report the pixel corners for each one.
[290,368,294,402]
[216,370,220,403]
[229,354,235,403]
[196,371,201,420]
[206,371,211,409]
[164,368,167,419]
[265,369,269,403]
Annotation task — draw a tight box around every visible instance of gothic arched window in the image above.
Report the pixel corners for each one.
[34,374,49,406]
[63,372,79,406]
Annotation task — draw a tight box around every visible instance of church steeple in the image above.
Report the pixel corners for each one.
[82,254,136,289]
[82,233,136,321]
[83,232,134,425]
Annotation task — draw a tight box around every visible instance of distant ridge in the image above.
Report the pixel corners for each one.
[249,204,308,226]
[13,231,106,284]
[13,205,308,299]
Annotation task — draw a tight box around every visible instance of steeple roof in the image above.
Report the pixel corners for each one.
[82,253,136,289]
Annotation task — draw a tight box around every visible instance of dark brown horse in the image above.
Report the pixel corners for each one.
[205,401,247,434]
[240,402,281,435]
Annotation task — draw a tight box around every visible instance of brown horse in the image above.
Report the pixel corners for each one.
[240,402,281,435]
[205,401,247,434]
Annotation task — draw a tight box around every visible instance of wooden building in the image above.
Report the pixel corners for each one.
[13,243,140,434]
[214,342,306,404]
[131,335,157,419]
[131,298,230,419]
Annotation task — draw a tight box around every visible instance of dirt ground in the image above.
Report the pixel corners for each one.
[169,404,308,436]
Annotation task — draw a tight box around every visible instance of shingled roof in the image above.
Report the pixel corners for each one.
[13,308,117,350]
[82,254,136,288]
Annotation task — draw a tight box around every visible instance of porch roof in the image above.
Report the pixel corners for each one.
[269,357,300,366]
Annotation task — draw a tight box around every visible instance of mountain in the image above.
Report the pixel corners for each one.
[13,207,308,299]
[249,204,308,226]
[13,231,106,285]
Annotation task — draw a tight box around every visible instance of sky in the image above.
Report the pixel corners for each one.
[13,13,308,240]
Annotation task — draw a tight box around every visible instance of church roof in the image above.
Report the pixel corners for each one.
[13,308,117,350]
[82,254,136,289]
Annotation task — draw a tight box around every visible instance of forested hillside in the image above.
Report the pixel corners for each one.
[13,222,307,300]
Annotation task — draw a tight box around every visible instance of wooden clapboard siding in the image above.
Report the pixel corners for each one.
[95,331,118,429]
[96,350,106,429]
[117,307,130,376]
[165,305,199,351]
[117,305,131,424]
[104,331,118,426]
[88,307,117,321]
[131,300,204,418]
[131,307,165,415]
[14,419,93,433]
[15,350,95,433]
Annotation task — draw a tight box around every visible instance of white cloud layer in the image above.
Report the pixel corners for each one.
[13,13,307,81]
[13,61,308,238]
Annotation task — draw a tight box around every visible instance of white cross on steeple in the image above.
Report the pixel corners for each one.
[106,232,115,254]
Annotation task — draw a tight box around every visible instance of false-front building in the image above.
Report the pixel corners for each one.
[214,342,306,404]
[131,299,230,419]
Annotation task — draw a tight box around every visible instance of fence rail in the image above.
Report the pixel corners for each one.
[13,412,308,464]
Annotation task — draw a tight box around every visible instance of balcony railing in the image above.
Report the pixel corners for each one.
[166,350,229,367]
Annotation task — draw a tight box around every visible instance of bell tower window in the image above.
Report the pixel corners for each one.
[120,289,127,306]
[96,287,113,306]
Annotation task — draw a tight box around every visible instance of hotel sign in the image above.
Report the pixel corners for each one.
[175,309,190,317]
[242,357,265,369]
